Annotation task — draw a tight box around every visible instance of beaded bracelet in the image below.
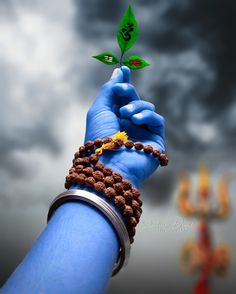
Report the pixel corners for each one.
[65,132,168,243]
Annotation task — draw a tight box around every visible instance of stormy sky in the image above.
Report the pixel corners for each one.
[0,0,236,293]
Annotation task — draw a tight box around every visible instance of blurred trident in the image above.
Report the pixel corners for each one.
[178,163,231,294]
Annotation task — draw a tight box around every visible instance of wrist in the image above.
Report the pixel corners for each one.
[65,138,145,243]
[69,183,126,223]
[98,152,140,188]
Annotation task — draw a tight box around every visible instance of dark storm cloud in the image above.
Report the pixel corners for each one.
[74,0,126,39]
[137,0,236,161]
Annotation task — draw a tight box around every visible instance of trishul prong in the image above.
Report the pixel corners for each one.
[217,175,230,219]
[177,173,195,216]
[178,164,231,220]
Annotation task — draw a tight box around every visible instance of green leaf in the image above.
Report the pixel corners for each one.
[117,5,139,55]
[123,55,150,70]
[92,52,119,65]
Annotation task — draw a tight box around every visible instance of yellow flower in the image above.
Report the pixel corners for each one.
[111,131,128,142]
[96,131,128,155]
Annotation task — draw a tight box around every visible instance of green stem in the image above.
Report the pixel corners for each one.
[119,52,124,67]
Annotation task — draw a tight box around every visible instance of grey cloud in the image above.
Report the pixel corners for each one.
[0,60,62,178]
[74,0,126,39]
[142,167,178,205]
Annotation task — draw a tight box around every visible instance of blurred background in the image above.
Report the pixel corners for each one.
[0,0,235,293]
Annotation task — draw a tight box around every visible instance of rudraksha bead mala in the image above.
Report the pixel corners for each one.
[65,136,168,243]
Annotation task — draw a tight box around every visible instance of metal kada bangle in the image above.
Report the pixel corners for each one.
[47,189,131,276]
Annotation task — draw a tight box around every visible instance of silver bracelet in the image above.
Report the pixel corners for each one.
[47,189,131,276]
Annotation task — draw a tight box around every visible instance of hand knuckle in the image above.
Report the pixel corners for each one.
[160,115,165,126]
[129,84,134,91]
[149,102,156,111]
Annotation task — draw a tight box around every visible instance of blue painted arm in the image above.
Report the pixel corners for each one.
[1,66,165,294]
[1,199,120,294]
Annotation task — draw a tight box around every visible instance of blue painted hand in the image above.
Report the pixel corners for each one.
[85,66,165,187]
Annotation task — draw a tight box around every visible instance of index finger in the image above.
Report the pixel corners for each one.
[112,83,140,105]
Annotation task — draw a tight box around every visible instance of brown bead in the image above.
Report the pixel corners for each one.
[92,170,104,181]
[122,179,132,190]
[123,205,133,216]
[66,173,73,181]
[89,154,99,165]
[143,144,153,154]
[95,161,104,170]
[102,137,112,144]
[76,173,86,185]
[128,217,138,227]
[125,140,134,149]
[94,138,103,147]
[85,176,96,187]
[75,165,84,173]
[131,188,140,198]
[104,187,116,199]
[79,145,86,154]
[65,175,72,183]
[83,167,94,176]
[134,210,141,220]
[127,226,136,236]
[152,149,161,158]
[83,157,90,166]
[104,176,114,187]
[65,181,71,189]
[74,157,90,166]
[74,158,83,166]
[69,167,76,174]
[66,174,73,181]
[114,138,124,148]
[114,196,126,207]
[113,182,124,193]
[69,173,77,181]
[134,142,143,150]
[103,167,113,176]
[112,172,123,182]
[135,217,140,224]
[136,197,143,207]
[132,200,140,210]
[74,151,82,159]
[94,181,106,193]
[159,154,169,166]
[84,140,94,149]
[124,191,133,203]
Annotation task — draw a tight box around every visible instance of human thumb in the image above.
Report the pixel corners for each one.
[92,68,124,111]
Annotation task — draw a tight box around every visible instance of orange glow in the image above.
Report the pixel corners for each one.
[217,176,230,219]
[198,163,210,200]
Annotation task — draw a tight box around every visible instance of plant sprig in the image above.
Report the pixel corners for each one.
[93,5,150,70]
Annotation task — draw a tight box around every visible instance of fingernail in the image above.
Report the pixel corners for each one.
[125,104,134,111]
[133,113,143,118]
[111,68,119,79]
